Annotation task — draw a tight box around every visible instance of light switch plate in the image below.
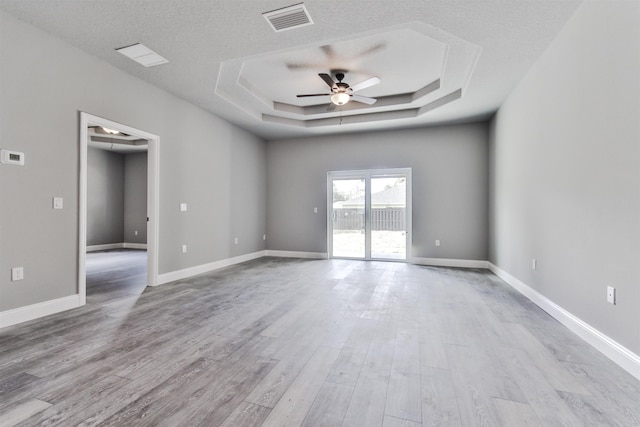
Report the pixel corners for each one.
[607,286,616,305]
[53,197,63,209]
[180,203,187,212]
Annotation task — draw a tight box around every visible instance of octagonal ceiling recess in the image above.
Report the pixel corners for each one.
[216,22,481,129]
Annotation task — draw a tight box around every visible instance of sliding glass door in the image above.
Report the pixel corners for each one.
[370,174,408,260]
[331,177,366,258]
[328,168,411,261]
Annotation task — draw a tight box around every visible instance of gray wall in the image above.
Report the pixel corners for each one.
[266,123,489,260]
[86,148,147,246]
[0,10,266,311]
[230,126,267,257]
[489,1,640,354]
[124,152,147,244]
[87,147,125,245]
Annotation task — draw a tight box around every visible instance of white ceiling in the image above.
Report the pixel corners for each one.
[0,0,583,140]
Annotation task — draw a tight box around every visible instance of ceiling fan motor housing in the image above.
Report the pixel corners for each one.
[296,71,379,107]
[333,82,351,92]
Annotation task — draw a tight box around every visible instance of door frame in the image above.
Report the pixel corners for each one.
[79,112,160,304]
[327,168,412,262]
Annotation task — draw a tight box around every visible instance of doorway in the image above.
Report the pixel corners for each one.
[79,113,160,305]
[328,168,411,261]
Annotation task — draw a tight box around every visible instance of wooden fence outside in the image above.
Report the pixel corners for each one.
[333,208,406,231]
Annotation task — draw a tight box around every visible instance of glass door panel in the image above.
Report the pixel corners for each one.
[329,169,411,262]
[370,175,407,260]
[331,178,366,258]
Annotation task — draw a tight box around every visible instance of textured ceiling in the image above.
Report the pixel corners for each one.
[0,0,583,140]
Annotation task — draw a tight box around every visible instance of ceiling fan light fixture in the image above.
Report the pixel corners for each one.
[331,92,350,106]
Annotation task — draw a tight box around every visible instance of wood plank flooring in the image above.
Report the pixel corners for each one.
[1,250,639,426]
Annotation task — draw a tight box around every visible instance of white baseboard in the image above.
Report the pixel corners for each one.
[156,250,328,286]
[412,257,489,269]
[123,243,147,250]
[489,263,640,381]
[87,243,123,252]
[156,250,266,286]
[265,250,329,259]
[0,294,83,329]
[87,243,147,252]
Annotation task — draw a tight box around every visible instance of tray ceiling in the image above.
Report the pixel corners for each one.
[0,0,583,140]
[217,22,481,128]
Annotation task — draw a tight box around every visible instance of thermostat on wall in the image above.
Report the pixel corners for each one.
[1,149,25,165]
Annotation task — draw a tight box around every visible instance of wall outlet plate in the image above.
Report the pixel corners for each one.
[53,197,64,209]
[607,286,616,305]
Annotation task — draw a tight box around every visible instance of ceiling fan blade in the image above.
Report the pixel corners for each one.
[351,94,377,105]
[286,62,324,70]
[354,43,386,59]
[320,45,337,60]
[327,103,337,112]
[296,93,331,97]
[350,76,381,93]
[318,73,336,88]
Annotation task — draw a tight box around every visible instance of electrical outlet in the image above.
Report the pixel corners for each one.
[313,207,318,213]
[182,245,187,254]
[134,230,138,236]
[607,286,616,305]
[234,237,239,245]
[532,258,537,270]
[263,234,266,241]
[11,267,24,281]
[435,239,440,247]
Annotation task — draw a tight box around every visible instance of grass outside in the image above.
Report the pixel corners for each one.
[332,230,406,259]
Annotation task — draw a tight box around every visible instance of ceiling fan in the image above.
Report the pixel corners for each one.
[286,43,386,71]
[296,71,380,110]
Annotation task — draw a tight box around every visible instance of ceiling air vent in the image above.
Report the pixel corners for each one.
[115,43,168,68]
[263,3,313,32]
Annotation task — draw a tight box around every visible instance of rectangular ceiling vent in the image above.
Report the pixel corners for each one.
[263,3,313,32]
[115,43,168,68]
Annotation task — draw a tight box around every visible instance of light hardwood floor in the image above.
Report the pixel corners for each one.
[1,250,639,426]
